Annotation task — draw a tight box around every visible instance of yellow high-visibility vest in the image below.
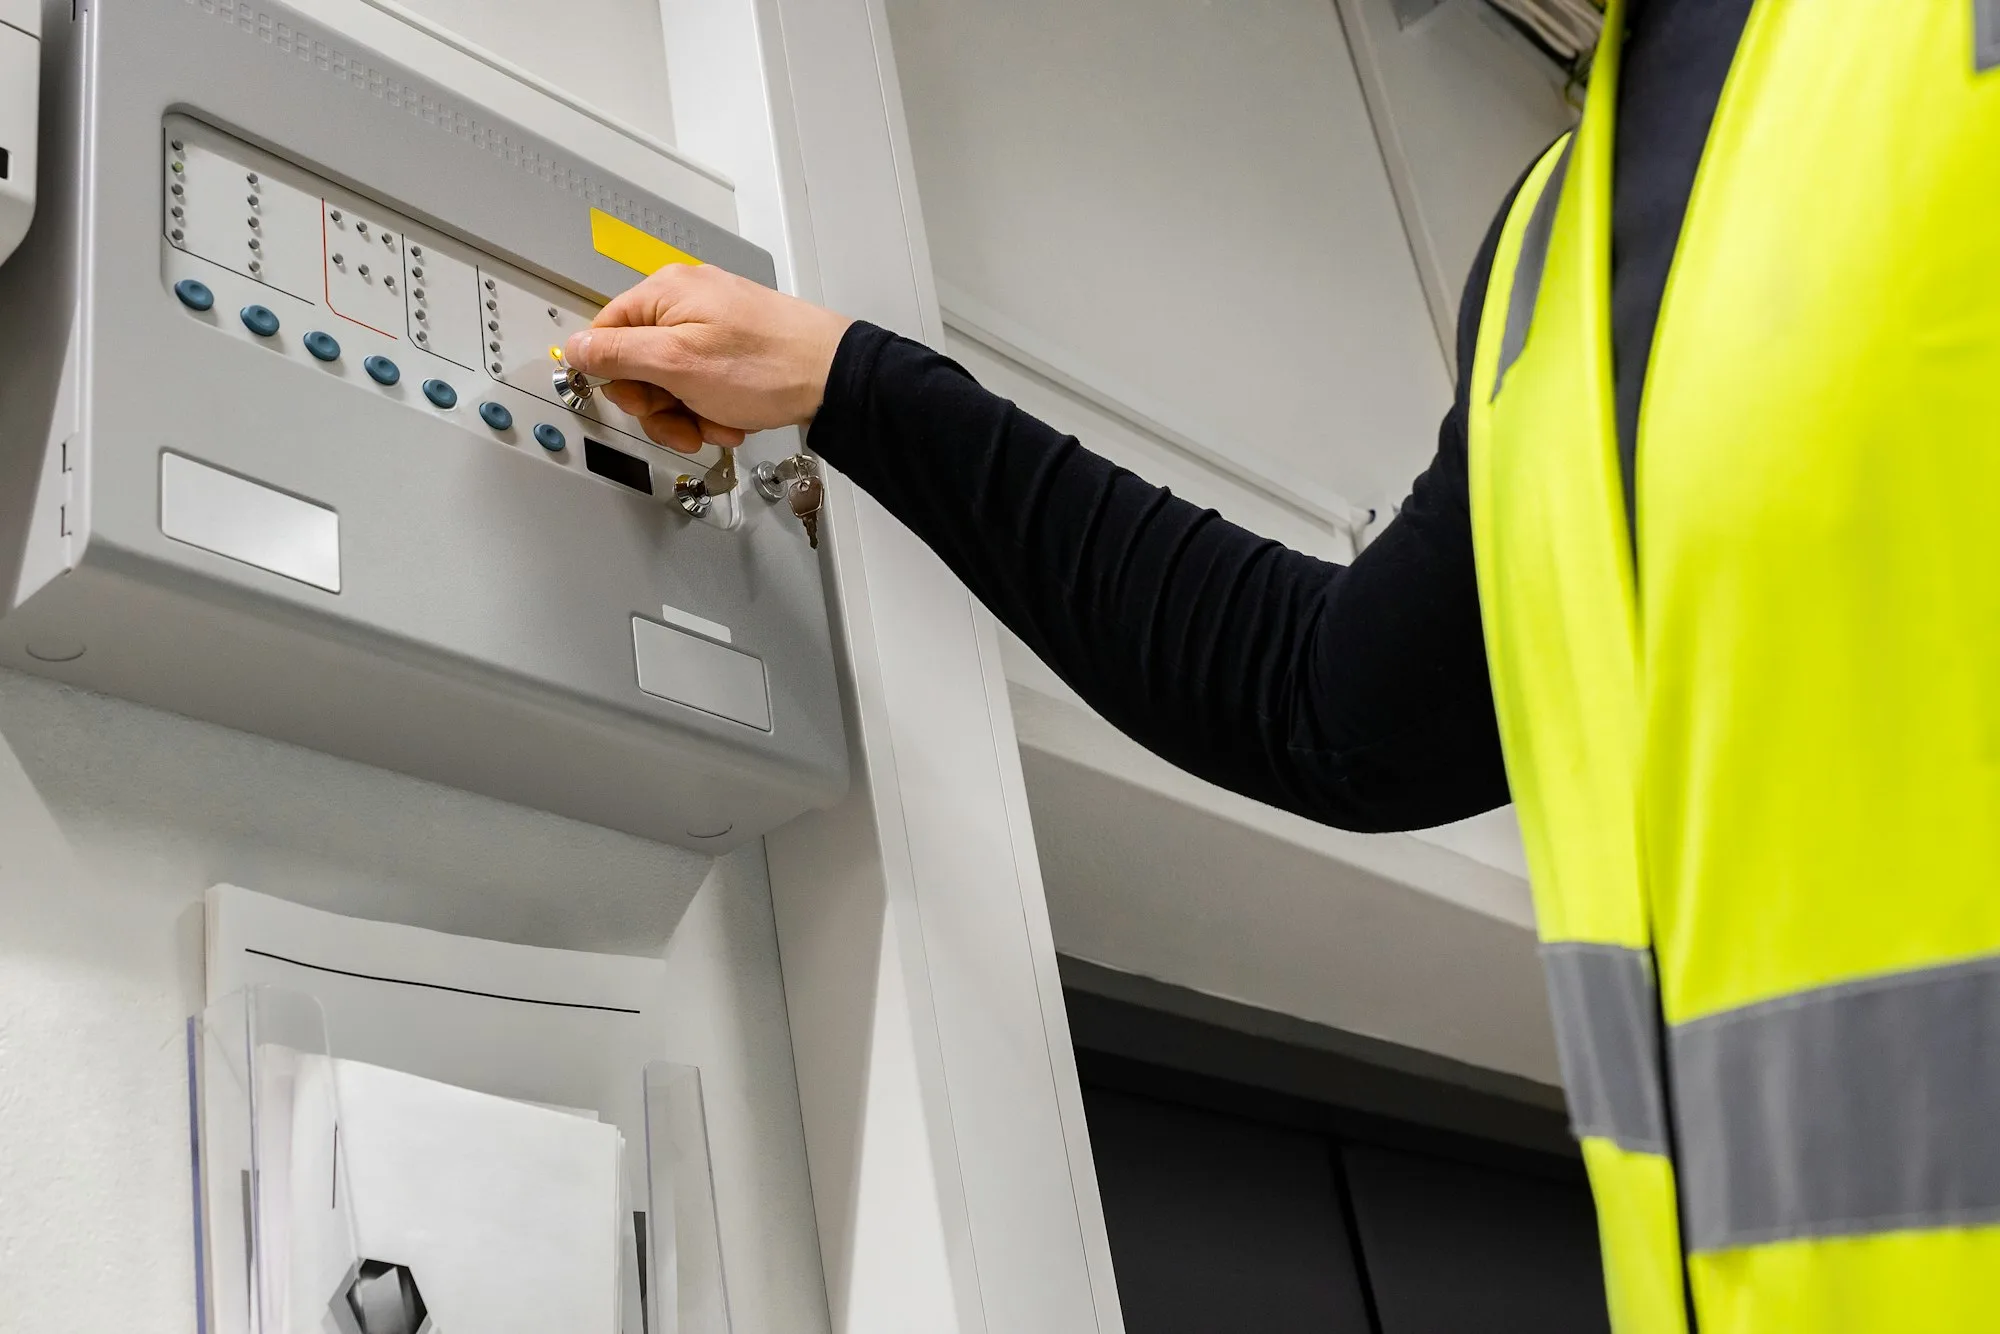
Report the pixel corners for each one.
[1467,3,2000,1330]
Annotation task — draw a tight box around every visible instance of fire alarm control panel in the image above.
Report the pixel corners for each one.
[0,0,848,851]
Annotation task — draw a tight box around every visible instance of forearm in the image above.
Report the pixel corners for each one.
[808,323,1506,831]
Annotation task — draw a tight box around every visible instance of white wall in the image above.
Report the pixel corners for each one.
[943,334,1356,566]
[885,0,1450,519]
[887,0,1575,515]
[388,0,678,144]
[1336,0,1577,364]
[0,668,832,1333]
[884,0,1567,1077]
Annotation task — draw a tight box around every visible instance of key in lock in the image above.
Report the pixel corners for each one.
[705,446,739,496]
[547,345,605,411]
[754,454,824,549]
[788,473,824,549]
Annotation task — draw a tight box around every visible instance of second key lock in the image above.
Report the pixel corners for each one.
[753,453,824,549]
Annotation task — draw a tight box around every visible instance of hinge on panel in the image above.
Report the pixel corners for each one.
[56,436,76,559]
[11,435,77,609]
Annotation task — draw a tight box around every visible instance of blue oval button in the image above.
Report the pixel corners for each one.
[533,423,566,452]
[303,331,341,362]
[479,401,513,432]
[239,304,280,337]
[173,279,215,312]
[363,355,400,386]
[422,378,458,410]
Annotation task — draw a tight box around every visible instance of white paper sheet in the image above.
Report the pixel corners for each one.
[207,886,666,1332]
[283,1054,624,1334]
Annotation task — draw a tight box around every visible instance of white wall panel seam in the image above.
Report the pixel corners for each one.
[663,1,975,1329]
[851,0,1112,1313]
[749,3,996,1332]
[968,606,1129,1333]
[937,287,1371,540]
[870,554,997,1332]
[1330,0,1459,375]
[858,0,946,344]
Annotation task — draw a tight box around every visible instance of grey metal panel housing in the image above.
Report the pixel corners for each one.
[0,0,848,851]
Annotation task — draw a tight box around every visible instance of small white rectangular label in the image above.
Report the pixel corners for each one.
[660,602,732,644]
[160,452,341,593]
[632,616,771,731]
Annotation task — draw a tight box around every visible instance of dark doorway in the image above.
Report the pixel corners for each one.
[1069,981,1611,1334]
[1088,1088,1377,1332]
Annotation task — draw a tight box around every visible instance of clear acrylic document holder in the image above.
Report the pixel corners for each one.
[189,985,365,1334]
[189,987,732,1334]
[642,1062,732,1334]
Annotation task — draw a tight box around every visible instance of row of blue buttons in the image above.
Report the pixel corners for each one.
[174,277,569,452]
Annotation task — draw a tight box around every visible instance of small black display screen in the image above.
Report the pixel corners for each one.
[0,147,10,180]
[584,437,654,496]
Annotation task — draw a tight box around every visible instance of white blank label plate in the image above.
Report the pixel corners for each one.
[631,616,770,730]
[160,452,342,592]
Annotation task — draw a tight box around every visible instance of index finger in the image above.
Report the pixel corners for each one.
[591,262,700,329]
[591,281,656,330]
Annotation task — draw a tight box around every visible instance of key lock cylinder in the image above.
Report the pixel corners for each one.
[680,447,822,547]
[549,344,602,415]
[550,348,822,544]
[551,347,731,519]
[752,454,825,549]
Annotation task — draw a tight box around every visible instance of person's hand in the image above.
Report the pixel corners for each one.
[564,263,853,455]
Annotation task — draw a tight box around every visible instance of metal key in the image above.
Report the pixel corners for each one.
[704,445,739,496]
[753,452,825,548]
[788,471,824,549]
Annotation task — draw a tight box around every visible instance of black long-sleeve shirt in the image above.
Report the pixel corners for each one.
[808,0,1749,833]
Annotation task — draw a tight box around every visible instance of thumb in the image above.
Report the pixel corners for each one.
[565,326,688,386]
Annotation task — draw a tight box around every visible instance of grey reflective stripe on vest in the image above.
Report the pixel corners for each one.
[1979,0,2000,72]
[1491,136,1574,402]
[1542,942,1669,1155]
[1672,951,2000,1253]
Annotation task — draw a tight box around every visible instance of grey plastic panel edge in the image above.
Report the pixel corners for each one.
[160,0,773,297]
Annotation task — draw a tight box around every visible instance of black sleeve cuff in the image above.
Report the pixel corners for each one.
[807,319,897,470]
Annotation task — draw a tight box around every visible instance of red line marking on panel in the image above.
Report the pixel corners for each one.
[321,198,400,340]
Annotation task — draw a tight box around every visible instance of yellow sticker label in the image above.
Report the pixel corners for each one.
[590,208,703,277]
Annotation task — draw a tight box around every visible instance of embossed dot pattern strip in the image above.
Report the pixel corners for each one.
[179,0,708,258]
[160,113,735,508]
